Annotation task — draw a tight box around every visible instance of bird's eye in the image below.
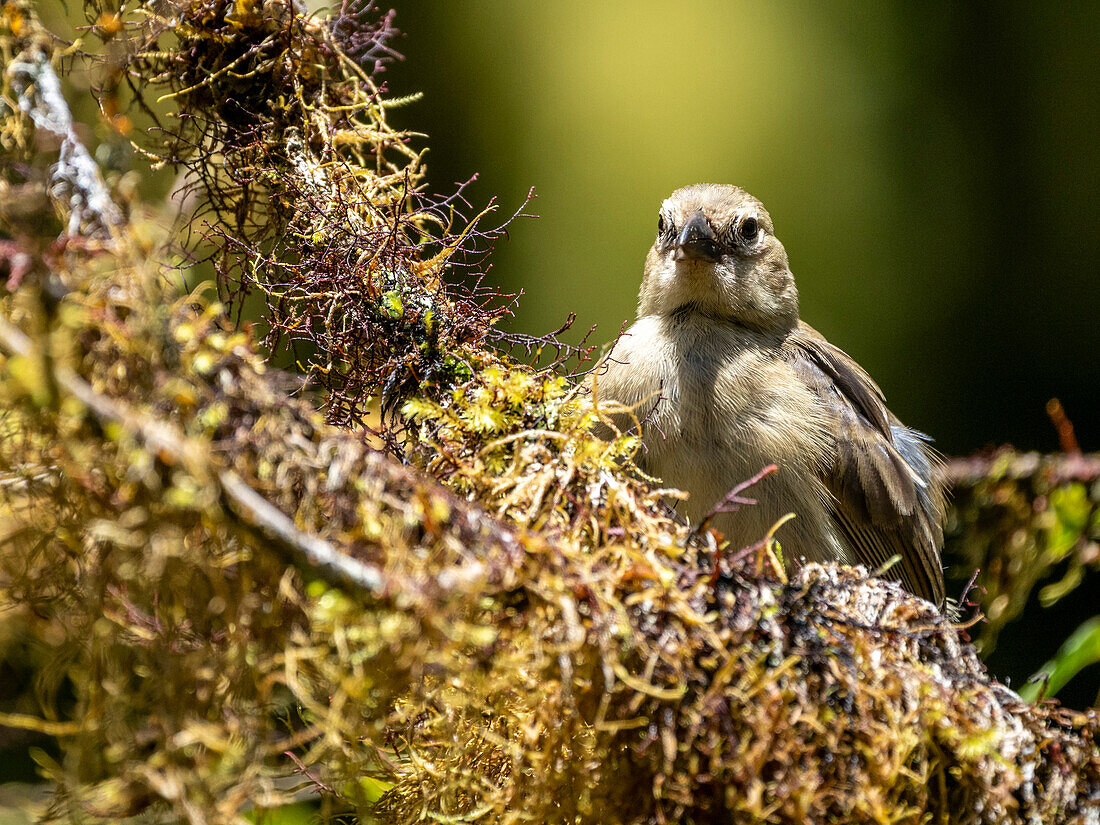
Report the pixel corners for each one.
[657,214,666,234]
[739,217,759,243]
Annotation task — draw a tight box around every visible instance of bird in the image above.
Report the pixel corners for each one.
[592,183,946,603]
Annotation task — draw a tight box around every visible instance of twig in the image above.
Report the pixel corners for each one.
[942,450,1100,487]
[1045,398,1082,456]
[8,49,123,239]
[692,463,778,539]
[0,314,414,598]
[218,469,388,594]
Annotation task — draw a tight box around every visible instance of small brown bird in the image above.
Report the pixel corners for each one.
[595,184,945,603]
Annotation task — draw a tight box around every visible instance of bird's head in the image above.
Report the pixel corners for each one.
[638,184,799,332]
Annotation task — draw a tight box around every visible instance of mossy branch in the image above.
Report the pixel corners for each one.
[0,2,1097,824]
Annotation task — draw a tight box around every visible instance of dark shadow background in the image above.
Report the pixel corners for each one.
[380,1,1100,705]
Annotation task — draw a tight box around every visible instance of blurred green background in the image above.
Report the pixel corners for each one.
[384,1,1099,458]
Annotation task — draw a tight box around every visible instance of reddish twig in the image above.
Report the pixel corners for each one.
[693,464,778,540]
[1046,398,1082,456]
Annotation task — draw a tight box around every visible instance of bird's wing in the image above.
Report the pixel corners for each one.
[785,321,946,603]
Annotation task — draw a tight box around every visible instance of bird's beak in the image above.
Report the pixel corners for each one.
[675,210,720,262]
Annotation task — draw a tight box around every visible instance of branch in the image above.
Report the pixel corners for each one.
[0,312,522,601]
[7,49,123,239]
[944,449,1100,487]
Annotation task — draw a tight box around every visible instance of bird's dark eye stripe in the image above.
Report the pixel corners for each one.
[658,213,677,244]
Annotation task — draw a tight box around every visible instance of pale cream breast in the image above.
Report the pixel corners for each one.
[596,313,854,564]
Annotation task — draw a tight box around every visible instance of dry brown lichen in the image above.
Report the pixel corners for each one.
[1,1,1098,824]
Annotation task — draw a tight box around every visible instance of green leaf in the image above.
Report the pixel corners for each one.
[244,801,317,824]
[1019,615,1100,702]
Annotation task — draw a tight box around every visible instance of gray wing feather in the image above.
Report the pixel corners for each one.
[786,322,946,603]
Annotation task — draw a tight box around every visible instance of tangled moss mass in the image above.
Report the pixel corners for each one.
[1,1,1098,823]
[945,451,1100,657]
